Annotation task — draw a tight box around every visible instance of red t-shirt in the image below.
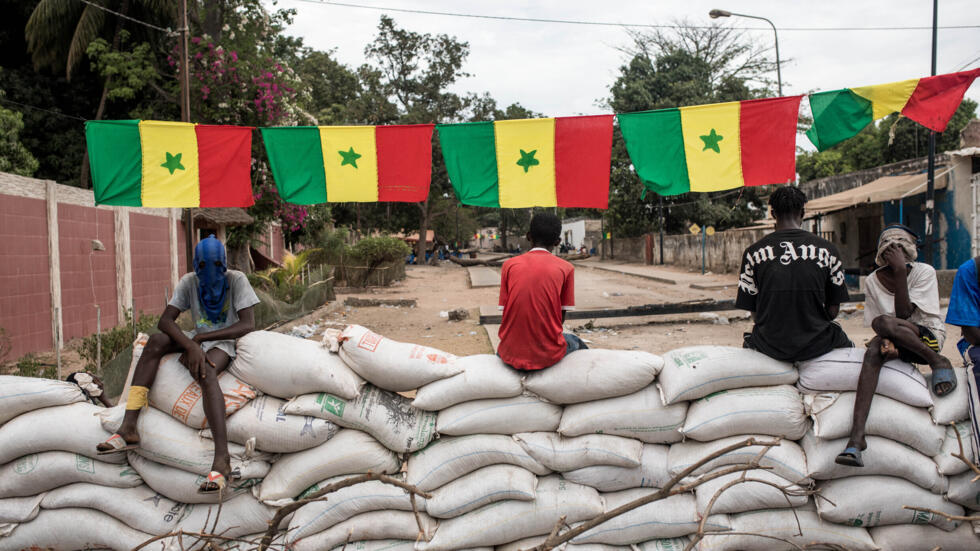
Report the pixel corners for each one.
[497,249,575,370]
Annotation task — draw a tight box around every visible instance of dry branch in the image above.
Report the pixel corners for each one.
[903,505,980,522]
[950,421,980,483]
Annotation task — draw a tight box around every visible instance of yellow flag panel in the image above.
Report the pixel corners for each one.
[494,118,557,208]
[320,126,379,202]
[680,102,744,192]
[139,121,200,207]
[852,78,920,121]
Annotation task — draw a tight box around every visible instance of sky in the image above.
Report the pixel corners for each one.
[277,0,980,122]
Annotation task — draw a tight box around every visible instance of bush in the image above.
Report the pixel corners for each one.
[15,354,56,379]
[314,227,349,265]
[77,311,159,372]
[348,236,411,266]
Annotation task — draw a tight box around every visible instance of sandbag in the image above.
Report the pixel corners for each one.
[632,538,692,551]
[573,490,728,545]
[232,330,364,399]
[417,476,603,551]
[339,324,461,391]
[0,451,141,498]
[808,392,945,456]
[99,405,271,478]
[0,494,43,524]
[204,394,337,453]
[412,354,523,410]
[426,464,537,519]
[558,385,686,444]
[562,444,670,492]
[801,431,946,493]
[514,432,643,472]
[258,429,401,503]
[0,401,125,465]
[946,470,980,510]
[0,375,85,425]
[292,510,437,551]
[329,541,417,551]
[697,505,879,551]
[127,452,257,504]
[667,436,810,484]
[870,523,980,551]
[287,475,425,544]
[693,467,807,515]
[796,347,932,407]
[406,434,550,492]
[817,475,964,531]
[148,352,255,428]
[436,395,562,436]
[930,367,972,423]
[284,385,436,453]
[934,421,976,475]
[523,349,663,404]
[0,507,153,551]
[659,346,797,404]
[680,385,806,441]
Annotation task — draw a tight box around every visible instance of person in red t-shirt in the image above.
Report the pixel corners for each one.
[497,213,587,370]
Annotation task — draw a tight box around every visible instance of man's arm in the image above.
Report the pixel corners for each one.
[962,326,980,346]
[192,306,256,343]
[883,244,914,319]
[826,304,840,320]
[158,304,208,378]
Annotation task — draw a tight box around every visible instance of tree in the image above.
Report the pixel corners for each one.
[0,100,39,176]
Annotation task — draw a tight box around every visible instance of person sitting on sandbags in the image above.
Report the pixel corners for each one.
[95,235,260,494]
[836,224,955,467]
[67,371,113,407]
[497,212,587,371]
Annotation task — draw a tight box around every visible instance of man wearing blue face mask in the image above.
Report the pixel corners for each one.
[95,235,260,494]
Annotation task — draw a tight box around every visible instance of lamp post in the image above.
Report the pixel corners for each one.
[709,9,782,96]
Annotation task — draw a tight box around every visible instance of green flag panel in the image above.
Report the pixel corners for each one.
[260,126,327,204]
[436,122,500,208]
[87,120,143,206]
[617,109,690,196]
[806,89,874,151]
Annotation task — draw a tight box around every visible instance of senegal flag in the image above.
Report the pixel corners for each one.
[807,68,980,151]
[437,115,614,209]
[86,120,253,207]
[261,124,434,204]
[618,96,802,196]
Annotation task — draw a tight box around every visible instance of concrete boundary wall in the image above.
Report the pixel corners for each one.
[599,228,768,274]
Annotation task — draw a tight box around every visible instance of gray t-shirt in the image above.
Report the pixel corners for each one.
[168,270,260,357]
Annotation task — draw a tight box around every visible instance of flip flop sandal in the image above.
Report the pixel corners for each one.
[834,446,864,468]
[931,366,957,397]
[96,434,139,455]
[198,471,228,494]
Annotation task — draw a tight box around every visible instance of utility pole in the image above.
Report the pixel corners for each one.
[179,0,194,268]
[658,196,665,264]
[924,0,938,265]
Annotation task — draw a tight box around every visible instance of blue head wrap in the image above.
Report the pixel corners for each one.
[193,235,229,324]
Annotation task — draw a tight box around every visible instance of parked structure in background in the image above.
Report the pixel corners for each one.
[560,217,603,252]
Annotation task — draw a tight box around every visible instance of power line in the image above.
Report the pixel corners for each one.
[292,0,980,32]
[76,0,177,35]
[0,96,87,122]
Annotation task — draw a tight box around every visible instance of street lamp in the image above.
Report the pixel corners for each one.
[709,9,782,96]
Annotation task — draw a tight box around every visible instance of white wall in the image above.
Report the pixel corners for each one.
[560,219,586,248]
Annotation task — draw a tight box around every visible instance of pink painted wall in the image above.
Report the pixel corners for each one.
[131,213,172,316]
[58,204,118,341]
[0,196,52,359]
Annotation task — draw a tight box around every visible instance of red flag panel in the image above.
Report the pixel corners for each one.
[902,68,980,132]
[376,124,435,202]
[554,115,614,209]
[740,96,803,187]
[196,125,254,207]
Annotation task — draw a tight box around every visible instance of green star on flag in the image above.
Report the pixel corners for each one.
[516,149,540,173]
[161,152,185,175]
[339,147,362,168]
[700,129,723,153]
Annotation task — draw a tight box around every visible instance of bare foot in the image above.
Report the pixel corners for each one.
[880,338,900,361]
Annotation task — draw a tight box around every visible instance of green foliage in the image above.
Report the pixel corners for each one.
[251,248,321,303]
[312,227,350,265]
[15,354,57,379]
[348,236,411,265]
[86,32,158,103]
[77,311,159,372]
[0,98,39,176]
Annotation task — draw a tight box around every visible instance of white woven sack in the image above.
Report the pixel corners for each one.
[558,385,686,444]
[514,432,643,472]
[796,347,932,407]
[202,394,337,453]
[436,395,562,436]
[426,464,537,519]
[339,325,461,392]
[930,367,971,423]
[292,510,437,551]
[99,405,271,478]
[817,475,964,531]
[680,385,806,441]
[0,401,125,465]
[870,523,980,551]
[562,444,670,492]
[417,476,603,551]
[807,392,945,456]
[258,429,401,503]
[148,352,255,429]
[406,434,550,492]
[286,474,425,544]
[801,431,946,493]
[412,354,523,411]
[284,385,436,453]
[127,453,256,504]
[946,471,980,510]
[523,349,663,404]
[0,375,85,425]
[697,505,879,551]
[693,467,807,515]
[631,538,692,550]
[667,435,810,484]
[0,507,153,551]
[0,451,141,498]
[327,541,415,551]
[232,330,364,399]
[0,494,43,524]
[572,490,728,545]
[659,346,796,404]
[935,422,978,476]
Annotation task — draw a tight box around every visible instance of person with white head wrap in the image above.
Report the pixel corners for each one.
[835,224,955,469]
